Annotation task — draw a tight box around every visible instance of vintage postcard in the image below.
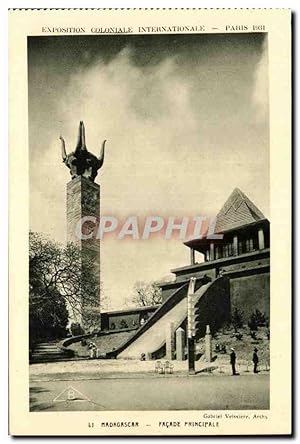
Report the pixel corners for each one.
[9,8,291,436]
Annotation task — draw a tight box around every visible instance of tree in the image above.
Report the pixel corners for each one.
[248,309,268,331]
[29,285,69,346]
[29,231,104,340]
[29,232,69,345]
[129,281,162,307]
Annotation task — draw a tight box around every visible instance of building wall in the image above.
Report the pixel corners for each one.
[195,277,231,338]
[108,313,139,330]
[230,272,270,321]
[174,267,217,285]
[219,256,269,275]
[164,251,270,328]
[101,306,158,331]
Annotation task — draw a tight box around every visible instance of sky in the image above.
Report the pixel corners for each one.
[28,33,269,310]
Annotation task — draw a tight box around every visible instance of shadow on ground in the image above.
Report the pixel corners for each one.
[30,386,53,412]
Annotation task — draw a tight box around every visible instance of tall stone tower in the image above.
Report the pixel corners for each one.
[60,121,106,332]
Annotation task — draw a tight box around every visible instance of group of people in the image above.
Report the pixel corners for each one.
[230,347,259,375]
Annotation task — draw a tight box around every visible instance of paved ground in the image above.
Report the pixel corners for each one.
[30,357,268,381]
[30,359,204,381]
[30,373,269,412]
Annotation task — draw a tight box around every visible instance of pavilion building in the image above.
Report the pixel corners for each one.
[104,188,270,360]
[160,188,270,319]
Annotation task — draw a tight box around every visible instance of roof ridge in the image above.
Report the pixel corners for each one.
[237,189,265,219]
[215,188,266,233]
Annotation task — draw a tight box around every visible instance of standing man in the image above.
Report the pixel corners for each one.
[252,347,259,373]
[230,347,237,375]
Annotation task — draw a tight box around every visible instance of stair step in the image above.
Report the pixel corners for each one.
[33,349,63,353]
[33,352,65,355]
[33,348,60,352]
[31,355,72,361]
[30,340,72,363]
[35,346,60,349]
[36,342,59,345]
[34,347,60,350]
[32,359,62,362]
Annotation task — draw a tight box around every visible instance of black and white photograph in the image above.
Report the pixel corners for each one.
[8,8,291,436]
[28,31,270,412]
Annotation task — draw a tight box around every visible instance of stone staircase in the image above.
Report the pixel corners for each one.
[30,341,73,364]
[109,276,228,360]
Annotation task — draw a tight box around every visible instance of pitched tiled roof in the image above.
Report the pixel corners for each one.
[214,188,265,233]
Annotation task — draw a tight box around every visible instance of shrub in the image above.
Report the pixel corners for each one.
[70,322,84,336]
[248,309,268,331]
[231,308,244,332]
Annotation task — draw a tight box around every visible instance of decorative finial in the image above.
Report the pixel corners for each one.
[59,136,67,162]
[60,122,107,181]
[98,139,106,170]
[75,121,87,153]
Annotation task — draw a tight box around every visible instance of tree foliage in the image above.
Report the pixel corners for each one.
[130,281,162,307]
[248,309,268,331]
[29,286,69,346]
[29,231,103,341]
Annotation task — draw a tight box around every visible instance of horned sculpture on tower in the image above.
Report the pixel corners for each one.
[60,121,106,182]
